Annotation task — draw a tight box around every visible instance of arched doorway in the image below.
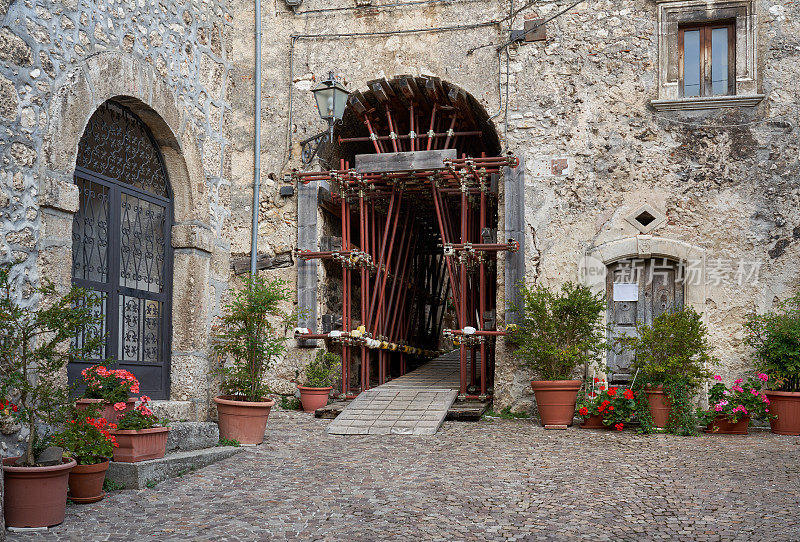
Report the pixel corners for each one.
[297,76,513,400]
[69,100,174,399]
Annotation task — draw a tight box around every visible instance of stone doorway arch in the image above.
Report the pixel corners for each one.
[38,52,216,420]
[297,75,517,400]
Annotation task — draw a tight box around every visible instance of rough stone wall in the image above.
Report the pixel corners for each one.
[0,0,233,452]
[228,0,800,410]
[503,0,800,409]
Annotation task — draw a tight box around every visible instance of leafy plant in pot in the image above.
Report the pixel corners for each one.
[744,293,800,435]
[51,408,118,503]
[511,282,606,426]
[619,307,715,435]
[297,350,341,413]
[697,373,773,435]
[76,364,139,422]
[0,263,104,528]
[212,275,294,445]
[110,395,170,462]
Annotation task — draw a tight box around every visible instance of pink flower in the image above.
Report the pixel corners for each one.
[733,386,744,393]
[750,389,759,396]
[734,378,743,385]
[757,373,769,382]
[113,402,127,411]
[713,375,722,381]
[139,395,151,403]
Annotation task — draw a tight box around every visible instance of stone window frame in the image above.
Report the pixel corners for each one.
[651,0,764,111]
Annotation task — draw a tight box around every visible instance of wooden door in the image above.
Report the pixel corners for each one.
[606,258,684,382]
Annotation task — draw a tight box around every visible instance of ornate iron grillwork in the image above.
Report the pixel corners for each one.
[77,101,168,197]
[70,101,173,399]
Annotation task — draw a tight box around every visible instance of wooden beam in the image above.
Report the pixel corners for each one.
[354,149,458,173]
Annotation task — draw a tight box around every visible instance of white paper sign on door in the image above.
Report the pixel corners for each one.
[613,283,638,302]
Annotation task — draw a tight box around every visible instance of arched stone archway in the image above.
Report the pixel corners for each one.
[298,74,517,400]
[37,52,216,420]
[581,235,707,313]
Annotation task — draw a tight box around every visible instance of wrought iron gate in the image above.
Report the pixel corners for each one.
[69,101,173,399]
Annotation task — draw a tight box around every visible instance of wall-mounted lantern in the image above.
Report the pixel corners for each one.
[301,72,350,165]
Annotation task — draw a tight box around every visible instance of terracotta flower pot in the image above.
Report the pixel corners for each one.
[705,414,751,435]
[530,380,582,426]
[3,456,76,528]
[68,458,110,503]
[297,385,332,413]
[110,427,171,462]
[645,385,672,429]
[76,397,136,423]
[765,391,800,436]
[214,395,275,445]
[579,413,610,429]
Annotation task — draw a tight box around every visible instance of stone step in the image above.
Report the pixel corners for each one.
[167,421,220,452]
[316,399,490,421]
[445,401,491,421]
[106,446,242,489]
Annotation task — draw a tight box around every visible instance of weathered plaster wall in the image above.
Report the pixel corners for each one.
[0,0,233,452]
[228,0,800,410]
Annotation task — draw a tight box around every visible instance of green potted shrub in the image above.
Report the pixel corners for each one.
[75,364,139,422]
[211,275,294,445]
[0,263,104,528]
[620,307,715,434]
[110,395,170,462]
[297,350,341,413]
[511,282,606,426]
[744,293,800,435]
[697,373,773,435]
[51,408,118,503]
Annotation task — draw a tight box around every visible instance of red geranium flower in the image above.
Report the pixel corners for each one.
[607,387,618,397]
[614,423,624,431]
[578,407,589,416]
[623,389,634,400]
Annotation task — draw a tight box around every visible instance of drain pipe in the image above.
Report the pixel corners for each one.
[250,0,262,276]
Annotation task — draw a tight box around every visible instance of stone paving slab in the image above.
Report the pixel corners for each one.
[326,388,458,435]
[10,410,800,542]
[326,351,468,436]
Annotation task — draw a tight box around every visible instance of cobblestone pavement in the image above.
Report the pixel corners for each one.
[8,410,800,542]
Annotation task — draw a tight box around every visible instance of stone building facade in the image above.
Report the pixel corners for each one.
[0,0,235,452]
[1,0,798,449]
